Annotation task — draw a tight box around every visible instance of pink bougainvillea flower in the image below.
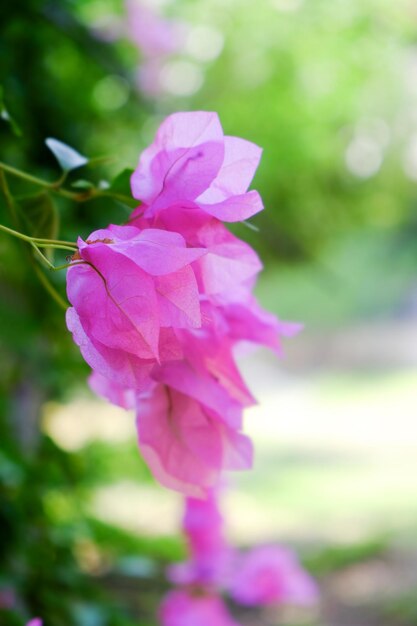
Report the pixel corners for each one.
[136,384,253,498]
[130,112,263,221]
[229,545,319,607]
[159,590,241,626]
[66,111,302,498]
[26,620,42,626]
[66,225,205,388]
[125,0,186,58]
[168,489,234,587]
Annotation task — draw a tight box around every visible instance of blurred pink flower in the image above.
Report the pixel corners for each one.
[160,590,241,626]
[168,489,234,586]
[165,490,319,621]
[130,112,263,221]
[26,620,42,626]
[124,1,189,98]
[125,0,186,58]
[229,545,319,607]
[135,59,165,98]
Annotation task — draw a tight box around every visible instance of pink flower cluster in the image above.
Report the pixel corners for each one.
[160,490,319,626]
[66,111,298,497]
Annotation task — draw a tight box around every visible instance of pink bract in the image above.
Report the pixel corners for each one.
[159,590,241,626]
[130,112,263,221]
[136,385,253,498]
[66,225,204,388]
[26,620,42,626]
[229,545,319,607]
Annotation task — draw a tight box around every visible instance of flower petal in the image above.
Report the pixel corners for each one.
[131,112,225,211]
[136,385,251,497]
[198,136,262,203]
[198,190,263,222]
[68,252,160,359]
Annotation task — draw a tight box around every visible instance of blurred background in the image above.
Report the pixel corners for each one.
[1,0,417,624]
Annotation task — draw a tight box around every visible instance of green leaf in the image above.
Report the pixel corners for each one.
[45,138,88,173]
[17,192,59,241]
[108,168,134,195]
[106,168,137,207]
[0,86,22,137]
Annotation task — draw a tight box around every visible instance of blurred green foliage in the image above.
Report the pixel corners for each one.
[1,0,417,624]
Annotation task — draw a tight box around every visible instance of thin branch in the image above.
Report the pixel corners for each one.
[0,161,136,206]
[30,242,54,270]
[51,260,86,272]
[0,223,77,249]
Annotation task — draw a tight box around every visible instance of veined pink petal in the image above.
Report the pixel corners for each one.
[135,205,218,247]
[131,112,225,210]
[117,228,206,276]
[67,256,160,359]
[179,326,256,408]
[153,361,243,429]
[66,308,154,390]
[198,190,263,222]
[80,226,206,276]
[198,136,262,203]
[195,238,262,296]
[136,385,252,497]
[159,327,184,361]
[156,266,201,328]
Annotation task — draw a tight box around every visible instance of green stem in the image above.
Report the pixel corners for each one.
[35,237,77,247]
[0,161,52,189]
[0,161,137,206]
[51,261,86,271]
[0,161,88,202]
[0,223,77,249]
[50,170,68,189]
[36,243,78,253]
[30,243,55,270]
[31,243,85,272]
